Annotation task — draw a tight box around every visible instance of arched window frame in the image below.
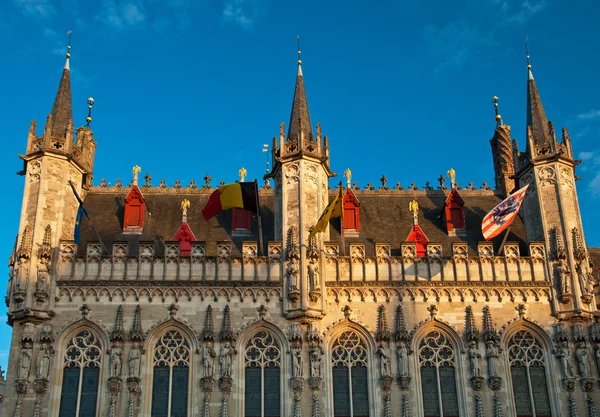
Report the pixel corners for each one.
[324,323,377,417]
[141,324,197,417]
[411,322,468,417]
[502,323,559,417]
[236,322,288,417]
[50,324,108,417]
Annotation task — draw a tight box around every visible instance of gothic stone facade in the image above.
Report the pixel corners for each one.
[3,53,600,417]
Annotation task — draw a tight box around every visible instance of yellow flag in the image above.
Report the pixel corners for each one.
[308,193,343,240]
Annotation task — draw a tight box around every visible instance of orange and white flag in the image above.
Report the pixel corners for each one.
[481,185,529,241]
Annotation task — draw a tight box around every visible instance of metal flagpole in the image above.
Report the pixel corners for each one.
[339,181,345,257]
[68,181,109,255]
[254,179,264,256]
[497,225,513,256]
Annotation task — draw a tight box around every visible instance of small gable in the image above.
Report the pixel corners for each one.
[442,189,466,238]
[123,186,146,234]
[172,222,197,256]
[343,188,360,233]
[406,225,429,257]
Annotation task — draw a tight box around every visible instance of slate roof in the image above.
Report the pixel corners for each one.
[78,187,530,258]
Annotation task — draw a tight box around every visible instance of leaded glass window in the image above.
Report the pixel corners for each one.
[58,330,102,417]
[331,330,369,417]
[151,330,190,417]
[508,330,551,417]
[244,331,281,417]
[418,331,459,417]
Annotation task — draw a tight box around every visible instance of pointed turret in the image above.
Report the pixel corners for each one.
[526,62,552,146]
[49,54,73,141]
[287,57,313,142]
[489,96,515,196]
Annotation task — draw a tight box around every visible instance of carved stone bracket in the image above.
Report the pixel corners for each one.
[308,376,322,391]
[127,377,141,393]
[470,376,485,391]
[397,376,411,391]
[108,377,122,394]
[562,377,576,392]
[33,378,49,395]
[15,379,29,395]
[581,378,595,393]
[219,376,233,393]
[201,377,215,392]
[291,377,304,392]
[381,375,393,392]
[488,376,502,391]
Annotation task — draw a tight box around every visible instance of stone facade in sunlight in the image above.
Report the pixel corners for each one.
[3,49,600,417]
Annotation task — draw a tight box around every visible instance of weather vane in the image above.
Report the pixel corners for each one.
[66,29,72,59]
[525,36,531,70]
[296,35,301,65]
[492,96,502,125]
[86,97,95,127]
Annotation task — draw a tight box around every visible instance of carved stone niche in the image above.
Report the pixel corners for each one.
[217,242,232,260]
[112,242,128,262]
[451,242,468,260]
[401,243,417,260]
[268,242,282,264]
[86,243,102,262]
[165,242,180,261]
[188,241,204,258]
[503,243,520,260]
[242,242,258,258]
[427,243,443,261]
[139,242,154,262]
[375,243,391,261]
[478,242,494,258]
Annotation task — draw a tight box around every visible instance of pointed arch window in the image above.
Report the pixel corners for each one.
[58,330,102,417]
[418,330,459,417]
[508,330,551,417]
[331,330,369,417]
[244,331,281,417]
[151,330,190,417]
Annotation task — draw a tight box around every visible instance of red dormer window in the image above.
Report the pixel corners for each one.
[172,223,196,256]
[406,225,429,257]
[343,188,360,233]
[232,208,252,235]
[443,189,466,237]
[123,186,146,233]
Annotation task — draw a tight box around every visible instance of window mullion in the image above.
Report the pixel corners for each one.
[168,364,173,417]
[526,366,536,417]
[261,364,265,417]
[436,365,443,417]
[348,365,354,417]
[75,366,83,417]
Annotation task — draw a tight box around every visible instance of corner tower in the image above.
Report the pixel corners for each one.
[267,45,335,319]
[513,52,592,317]
[9,40,97,323]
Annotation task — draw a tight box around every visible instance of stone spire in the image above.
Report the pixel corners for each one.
[220,305,234,341]
[525,50,552,146]
[130,305,144,342]
[490,96,515,196]
[202,305,215,341]
[287,39,313,143]
[48,42,73,142]
[375,305,391,342]
[111,305,125,341]
[464,306,479,343]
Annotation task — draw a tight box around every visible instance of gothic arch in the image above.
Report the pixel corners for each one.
[141,321,198,417]
[410,320,469,417]
[235,319,289,417]
[499,320,560,417]
[48,320,109,417]
[323,321,378,417]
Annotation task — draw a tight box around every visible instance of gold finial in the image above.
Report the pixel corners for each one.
[492,96,502,125]
[238,167,247,182]
[66,29,72,59]
[525,35,531,70]
[296,35,301,65]
[448,168,456,189]
[409,199,419,214]
[132,165,141,186]
[344,168,352,189]
[86,97,95,127]
[181,199,190,213]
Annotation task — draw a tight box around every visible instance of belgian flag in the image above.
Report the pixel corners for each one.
[308,188,343,240]
[202,182,258,221]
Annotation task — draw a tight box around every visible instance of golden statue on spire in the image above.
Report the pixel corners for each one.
[132,165,141,186]
[409,199,419,225]
[239,167,247,182]
[181,199,190,215]
[344,168,352,189]
[448,168,456,189]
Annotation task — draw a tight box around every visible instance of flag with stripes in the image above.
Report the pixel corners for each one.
[481,184,529,241]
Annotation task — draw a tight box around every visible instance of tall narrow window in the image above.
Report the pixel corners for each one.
[508,330,551,417]
[151,330,190,417]
[331,330,369,417]
[58,330,102,417]
[418,331,459,417]
[244,331,281,417]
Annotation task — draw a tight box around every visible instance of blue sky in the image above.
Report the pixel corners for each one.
[0,0,599,370]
